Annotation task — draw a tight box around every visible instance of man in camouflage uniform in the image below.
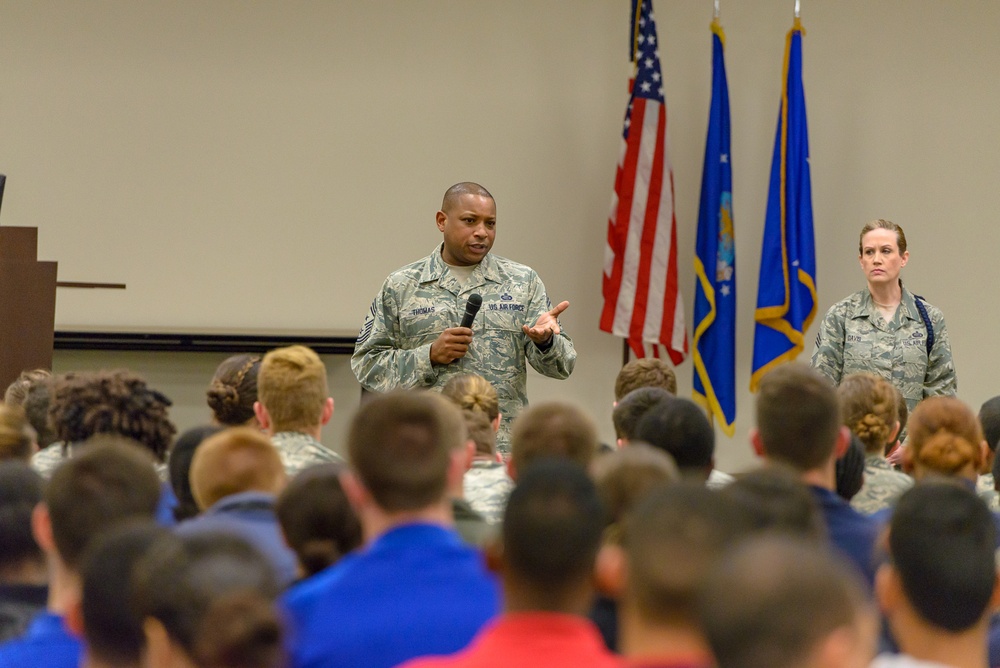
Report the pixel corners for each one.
[811,284,956,416]
[352,182,576,454]
[256,345,344,477]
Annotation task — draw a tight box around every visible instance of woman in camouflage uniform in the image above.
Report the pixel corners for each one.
[811,219,956,419]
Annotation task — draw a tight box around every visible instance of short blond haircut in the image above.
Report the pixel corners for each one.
[190,427,286,510]
[257,346,328,433]
[441,374,499,422]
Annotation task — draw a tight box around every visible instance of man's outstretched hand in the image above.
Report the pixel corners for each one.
[522,301,570,345]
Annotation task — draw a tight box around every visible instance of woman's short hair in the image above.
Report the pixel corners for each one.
[441,373,499,422]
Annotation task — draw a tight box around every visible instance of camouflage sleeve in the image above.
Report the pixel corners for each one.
[351,282,438,392]
[923,307,957,399]
[810,304,845,386]
[524,272,576,380]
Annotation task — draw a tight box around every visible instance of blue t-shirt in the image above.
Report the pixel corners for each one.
[0,612,81,668]
[810,485,880,586]
[283,522,500,668]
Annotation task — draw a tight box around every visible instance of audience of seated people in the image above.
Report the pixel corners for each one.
[0,442,162,667]
[255,345,344,476]
[6,350,1000,668]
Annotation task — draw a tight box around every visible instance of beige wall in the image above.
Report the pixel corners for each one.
[9,2,1000,472]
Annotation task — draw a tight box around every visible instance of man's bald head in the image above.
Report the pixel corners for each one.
[442,182,494,213]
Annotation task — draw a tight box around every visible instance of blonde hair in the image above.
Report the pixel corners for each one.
[257,346,328,433]
[908,397,983,477]
[0,403,36,461]
[614,358,677,401]
[859,219,907,255]
[837,373,898,454]
[461,408,496,457]
[441,374,499,422]
[190,427,286,509]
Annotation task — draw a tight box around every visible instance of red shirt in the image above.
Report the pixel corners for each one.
[399,612,624,668]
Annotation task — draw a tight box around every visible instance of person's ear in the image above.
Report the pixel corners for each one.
[321,397,335,426]
[899,250,909,268]
[463,440,475,470]
[491,413,501,433]
[254,401,271,432]
[143,617,176,668]
[64,597,84,639]
[750,428,766,457]
[593,543,627,599]
[875,563,902,617]
[834,426,851,459]
[888,420,901,446]
[340,470,371,515]
[484,536,503,575]
[506,458,517,481]
[31,503,54,553]
[435,210,448,232]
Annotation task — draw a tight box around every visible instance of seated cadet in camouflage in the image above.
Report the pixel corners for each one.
[811,219,956,418]
[976,395,1000,510]
[254,345,343,478]
[837,373,913,515]
[441,373,513,525]
[351,182,576,454]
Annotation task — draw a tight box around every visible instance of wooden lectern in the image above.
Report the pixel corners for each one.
[0,226,58,391]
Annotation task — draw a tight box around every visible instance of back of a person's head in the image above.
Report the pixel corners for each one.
[441,373,499,422]
[0,461,44,576]
[48,370,176,461]
[835,434,866,502]
[885,482,997,632]
[624,481,755,626]
[510,401,599,475]
[591,444,680,539]
[460,408,497,457]
[257,346,328,433]
[80,521,168,666]
[837,373,898,454]
[634,398,714,472]
[614,358,677,401]
[0,402,35,461]
[46,442,162,569]
[502,459,605,601]
[348,390,465,512]
[980,395,1000,453]
[22,379,55,449]
[3,368,51,406]
[132,532,284,668]
[700,535,874,668]
[169,425,224,521]
[190,428,286,510]
[720,465,826,543]
[207,354,261,427]
[612,388,673,441]
[755,363,840,471]
[907,396,984,477]
[276,463,362,578]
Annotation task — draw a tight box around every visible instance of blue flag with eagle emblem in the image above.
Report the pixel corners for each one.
[750,18,816,391]
[693,19,736,436]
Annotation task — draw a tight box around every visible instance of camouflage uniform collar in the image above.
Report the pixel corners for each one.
[420,244,507,292]
[857,284,920,323]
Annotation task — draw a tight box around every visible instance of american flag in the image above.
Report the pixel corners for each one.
[600,0,687,364]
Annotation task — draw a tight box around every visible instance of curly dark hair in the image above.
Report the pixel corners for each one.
[49,370,176,461]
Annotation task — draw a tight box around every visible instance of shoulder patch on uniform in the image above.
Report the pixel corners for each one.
[356,299,377,344]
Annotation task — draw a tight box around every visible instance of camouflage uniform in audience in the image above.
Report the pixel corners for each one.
[31,443,170,483]
[850,456,914,515]
[811,286,956,416]
[976,474,1000,511]
[270,431,343,479]
[352,246,576,453]
[463,460,513,525]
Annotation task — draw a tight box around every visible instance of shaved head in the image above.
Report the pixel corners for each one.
[442,182,494,213]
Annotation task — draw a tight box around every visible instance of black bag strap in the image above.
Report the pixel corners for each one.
[912,294,934,356]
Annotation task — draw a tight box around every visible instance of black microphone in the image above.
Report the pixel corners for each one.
[459,293,483,329]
